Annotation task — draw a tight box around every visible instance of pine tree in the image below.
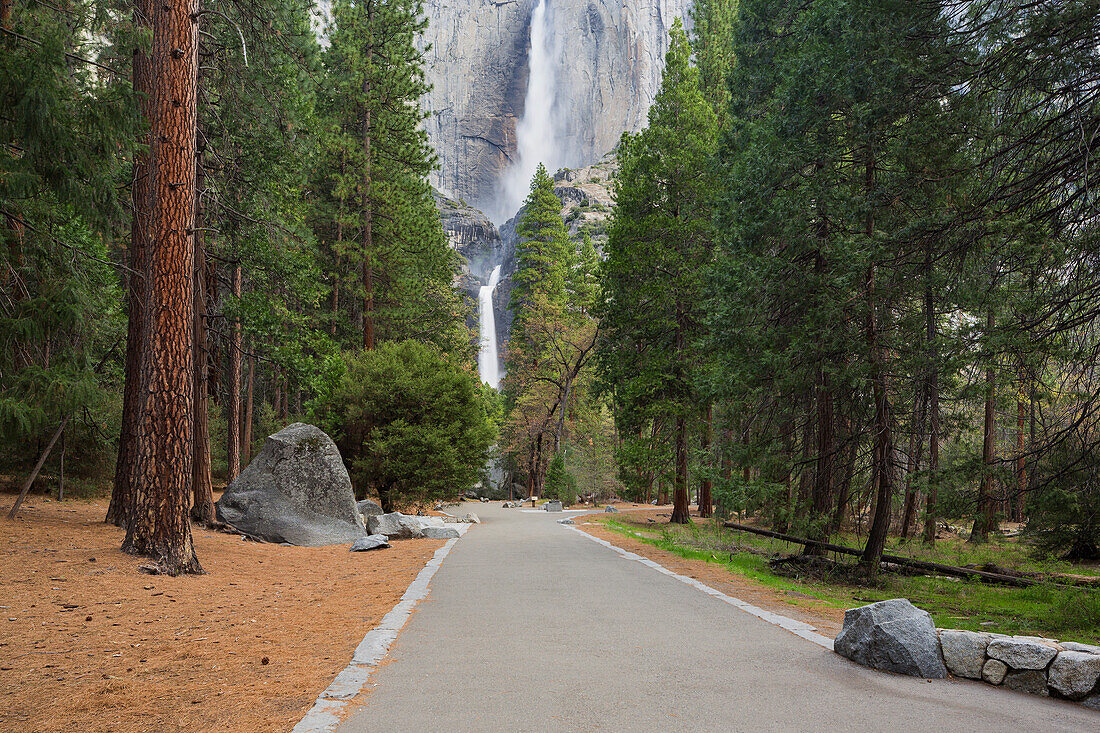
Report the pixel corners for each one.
[322,0,468,355]
[599,20,718,524]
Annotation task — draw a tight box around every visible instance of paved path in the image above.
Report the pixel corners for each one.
[339,504,1097,732]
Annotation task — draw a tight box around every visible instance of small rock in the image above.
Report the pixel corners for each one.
[420,526,460,540]
[545,501,563,513]
[464,513,481,524]
[1082,692,1100,711]
[349,535,391,552]
[604,505,619,513]
[1002,669,1049,696]
[982,659,1008,685]
[939,630,990,679]
[1060,642,1100,655]
[1048,651,1100,700]
[987,638,1059,670]
[557,518,575,525]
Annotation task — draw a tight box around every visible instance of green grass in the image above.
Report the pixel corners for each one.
[599,517,1100,645]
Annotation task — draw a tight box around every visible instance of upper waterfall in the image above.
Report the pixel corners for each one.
[493,0,560,224]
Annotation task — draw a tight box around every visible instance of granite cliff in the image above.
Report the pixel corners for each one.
[421,0,692,217]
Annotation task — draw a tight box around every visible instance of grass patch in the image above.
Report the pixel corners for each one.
[598,517,1100,645]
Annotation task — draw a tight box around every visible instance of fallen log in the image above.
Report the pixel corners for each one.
[721,522,1045,588]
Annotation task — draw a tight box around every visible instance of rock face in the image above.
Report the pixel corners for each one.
[939,630,990,680]
[833,599,948,679]
[215,423,366,547]
[420,0,692,214]
[986,638,1059,671]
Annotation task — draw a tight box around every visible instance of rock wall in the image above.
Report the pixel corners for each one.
[420,0,692,214]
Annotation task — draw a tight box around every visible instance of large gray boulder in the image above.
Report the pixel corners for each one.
[545,501,563,513]
[834,599,948,679]
[1048,651,1100,700]
[987,638,1059,671]
[215,423,366,546]
[939,630,991,679]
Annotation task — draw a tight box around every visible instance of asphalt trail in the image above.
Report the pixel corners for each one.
[339,503,1097,732]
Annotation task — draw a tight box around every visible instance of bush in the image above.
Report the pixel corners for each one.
[314,341,496,512]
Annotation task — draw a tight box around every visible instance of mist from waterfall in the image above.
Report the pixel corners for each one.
[492,0,561,225]
[477,265,503,388]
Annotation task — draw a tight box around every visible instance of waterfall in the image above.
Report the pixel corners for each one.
[493,0,560,224]
[477,265,503,388]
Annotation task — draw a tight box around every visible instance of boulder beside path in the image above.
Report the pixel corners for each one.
[834,599,948,679]
[215,423,366,547]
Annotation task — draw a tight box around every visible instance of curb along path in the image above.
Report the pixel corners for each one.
[566,525,836,650]
[293,524,472,733]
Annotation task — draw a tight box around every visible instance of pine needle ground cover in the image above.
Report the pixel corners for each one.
[0,496,444,732]
[595,513,1100,646]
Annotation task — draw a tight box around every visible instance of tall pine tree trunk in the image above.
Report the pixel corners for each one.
[971,305,998,543]
[670,304,690,524]
[808,370,834,555]
[109,0,154,529]
[360,4,376,350]
[226,264,242,482]
[860,160,894,572]
[1015,389,1027,523]
[121,0,201,575]
[191,145,214,524]
[241,353,254,464]
[922,259,941,545]
[698,405,713,518]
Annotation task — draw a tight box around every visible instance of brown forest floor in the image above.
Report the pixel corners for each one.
[581,506,846,637]
[0,495,444,733]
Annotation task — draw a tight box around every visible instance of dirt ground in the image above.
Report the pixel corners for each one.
[581,505,846,637]
[0,496,444,733]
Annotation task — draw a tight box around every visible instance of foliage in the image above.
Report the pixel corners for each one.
[316,341,496,511]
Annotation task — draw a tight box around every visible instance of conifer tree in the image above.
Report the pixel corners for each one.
[323,0,468,355]
[599,20,718,524]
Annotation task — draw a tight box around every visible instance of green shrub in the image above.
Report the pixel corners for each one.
[314,341,496,511]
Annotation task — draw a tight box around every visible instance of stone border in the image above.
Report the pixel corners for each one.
[567,525,835,650]
[937,628,1100,709]
[292,525,471,733]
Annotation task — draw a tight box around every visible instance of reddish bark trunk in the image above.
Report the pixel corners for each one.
[121,0,202,575]
[698,405,713,518]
